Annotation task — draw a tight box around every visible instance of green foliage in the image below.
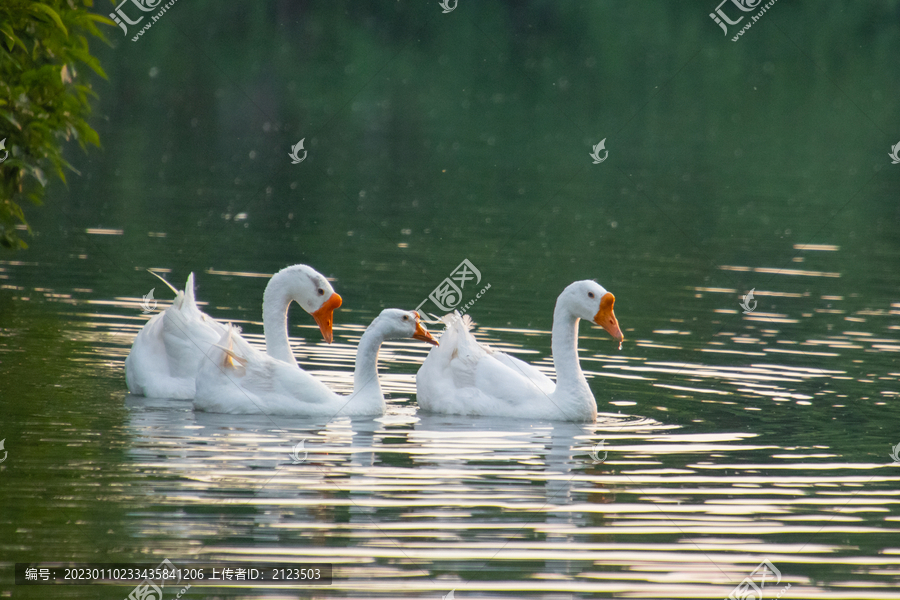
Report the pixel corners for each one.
[0,0,112,249]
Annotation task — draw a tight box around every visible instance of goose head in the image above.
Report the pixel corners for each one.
[267,264,343,343]
[371,309,439,345]
[559,280,624,343]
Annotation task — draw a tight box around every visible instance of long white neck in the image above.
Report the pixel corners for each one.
[262,272,299,366]
[345,321,386,413]
[550,305,594,416]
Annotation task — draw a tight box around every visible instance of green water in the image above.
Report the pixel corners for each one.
[2,2,900,598]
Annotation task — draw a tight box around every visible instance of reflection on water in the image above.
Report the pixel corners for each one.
[3,252,900,599]
[110,396,900,598]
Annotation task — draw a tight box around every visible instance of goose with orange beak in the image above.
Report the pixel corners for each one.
[126,264,343,399]
[416,280,623,422]
[195,310,437,416]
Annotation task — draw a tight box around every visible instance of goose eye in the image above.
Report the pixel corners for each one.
[403,315,409,321]
[317,288,324,296]
[588,292,595,299]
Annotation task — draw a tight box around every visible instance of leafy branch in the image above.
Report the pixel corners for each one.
[0,0,113,249]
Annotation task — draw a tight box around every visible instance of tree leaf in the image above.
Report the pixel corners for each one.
[29,4,69,37]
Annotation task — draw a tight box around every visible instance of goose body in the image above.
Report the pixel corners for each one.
[416,280,623,422]
[194,309,437,416]
[125,273,227,399]
[125,265,341,399]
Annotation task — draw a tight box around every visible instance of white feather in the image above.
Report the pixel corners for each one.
[416,281,623,422]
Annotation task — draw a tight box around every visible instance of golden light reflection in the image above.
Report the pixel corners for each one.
[5,251,900,599]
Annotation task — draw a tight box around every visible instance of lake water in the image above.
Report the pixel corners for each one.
[2,2,900,599]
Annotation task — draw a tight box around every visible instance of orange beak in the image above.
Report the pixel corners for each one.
[311,292,342,343]
[593,292,623,343]
[412,318,439,346]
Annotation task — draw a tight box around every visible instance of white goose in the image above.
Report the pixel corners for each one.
[415,280,623,422]
[125,265,341,399]
[194,309,438,416]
